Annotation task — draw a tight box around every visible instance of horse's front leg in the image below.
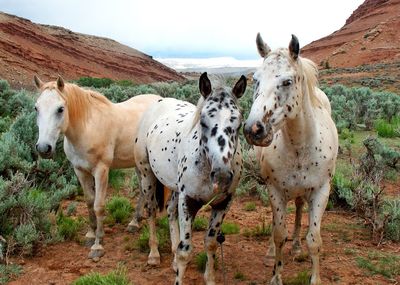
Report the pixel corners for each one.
[175,193,202,285]
[167,191,179,271]
[292,196,304,255]
[74,168,96,247]
[269,188,288,285]
[204,196,233,285]
[88,163,109,260]
[307,182,330,285]
[127,168,144,233]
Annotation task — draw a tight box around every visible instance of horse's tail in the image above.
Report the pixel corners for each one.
[155,179,165,212]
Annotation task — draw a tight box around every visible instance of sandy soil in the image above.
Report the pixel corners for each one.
[7,196,400,285]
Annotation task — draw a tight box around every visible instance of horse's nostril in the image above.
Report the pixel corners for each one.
[35,143,39,151]
[210,171,216,180]
[45,144,52,154]
[228,171,233,182]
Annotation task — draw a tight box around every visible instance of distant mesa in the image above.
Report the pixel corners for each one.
[301,0,400,69]
[0,12,184,89]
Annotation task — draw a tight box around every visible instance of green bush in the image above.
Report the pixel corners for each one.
[56,211,84,241]
[72,266,132,285]
[195,251,218,272]
[193,216,208,231]
[0,264,22,284]
[384,199,400,241]
[106,196,133,224]
[136,216,170,252]
[221,222,240,235]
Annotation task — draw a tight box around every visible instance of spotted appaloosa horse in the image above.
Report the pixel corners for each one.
[34,76,161,260]
[243,34,338,285]
[134,73,246,284]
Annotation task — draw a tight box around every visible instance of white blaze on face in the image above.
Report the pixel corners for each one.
[35,89,66,154]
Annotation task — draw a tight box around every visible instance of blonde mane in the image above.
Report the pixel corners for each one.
[41,82,112,128]
[297,56,323,108]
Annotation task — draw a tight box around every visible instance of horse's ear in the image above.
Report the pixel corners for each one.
[33,75,43,89]
[199,72,212,98]
[289,34,300,60]
[256,33,271,58]
[232,75,247,99]
[57,76,65,91]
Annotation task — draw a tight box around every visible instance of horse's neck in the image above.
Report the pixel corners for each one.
[282,86,317,148]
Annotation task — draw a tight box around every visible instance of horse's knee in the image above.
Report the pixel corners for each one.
[176,241,192,263]
[306,231,322,254]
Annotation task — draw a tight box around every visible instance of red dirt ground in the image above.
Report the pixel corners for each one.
[8,196,400,285]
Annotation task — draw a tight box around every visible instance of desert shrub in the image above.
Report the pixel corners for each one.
[76,77,114,88]
[0,264,22,284]
[0,80,78,259]
[106,196,133,224]
[384,199,400,241]
[356,251,400,279]
[323,85,400,131]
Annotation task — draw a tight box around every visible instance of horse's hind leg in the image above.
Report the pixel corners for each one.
[89,163,109,260]
[127,168,144,233]
[307,182,330,285]
[74,168,96,247]
[204,196,233,285]
[167,191,179,271]
[292,196,304,255]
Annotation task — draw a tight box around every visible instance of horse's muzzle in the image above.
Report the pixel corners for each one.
[243,120,274,147]
[210,168,234,191]
[36,143,54,158]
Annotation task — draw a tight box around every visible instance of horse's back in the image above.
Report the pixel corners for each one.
[134,98,197,189]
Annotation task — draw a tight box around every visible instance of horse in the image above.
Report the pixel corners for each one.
[243,34,338,285]
[34,75,162,260]
[134,72,246,284]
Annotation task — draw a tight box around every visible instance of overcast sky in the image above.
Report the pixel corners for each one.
[1,0,364,59]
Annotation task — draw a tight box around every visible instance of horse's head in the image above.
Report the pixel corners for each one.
[244,33,303,146]
[34,76,68,158]
[198,72,246,190]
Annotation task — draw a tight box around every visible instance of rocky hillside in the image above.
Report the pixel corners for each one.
[0,12,184,89]
[302,0,400,68]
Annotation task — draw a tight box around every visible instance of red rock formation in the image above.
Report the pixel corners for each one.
[0,12,184,89]
[301,0,400,68]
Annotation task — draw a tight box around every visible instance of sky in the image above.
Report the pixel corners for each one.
[1,0,365,60]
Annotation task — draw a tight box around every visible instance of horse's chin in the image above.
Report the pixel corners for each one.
[245,131,274,147]
[38,152,55,159]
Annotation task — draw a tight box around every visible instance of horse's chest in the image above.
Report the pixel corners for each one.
[261,145,334,198]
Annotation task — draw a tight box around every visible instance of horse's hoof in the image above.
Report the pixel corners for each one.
[85,238,95,247]
[147,256,160,266]
[126,224,140,233]
[270,275,283,285]
[88,248,105,260]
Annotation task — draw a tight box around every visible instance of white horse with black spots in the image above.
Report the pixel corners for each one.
[134,73,246,284]
[244,34,338,285]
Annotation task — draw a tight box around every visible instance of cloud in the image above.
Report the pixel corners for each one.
[1,0,365,58]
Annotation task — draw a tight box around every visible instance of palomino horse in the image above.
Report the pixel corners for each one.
[34,76,162,260]
[244,34,338,285]
[134,73,246,284]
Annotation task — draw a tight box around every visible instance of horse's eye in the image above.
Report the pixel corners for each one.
[57,107,64,114]
[282,79,293,87]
